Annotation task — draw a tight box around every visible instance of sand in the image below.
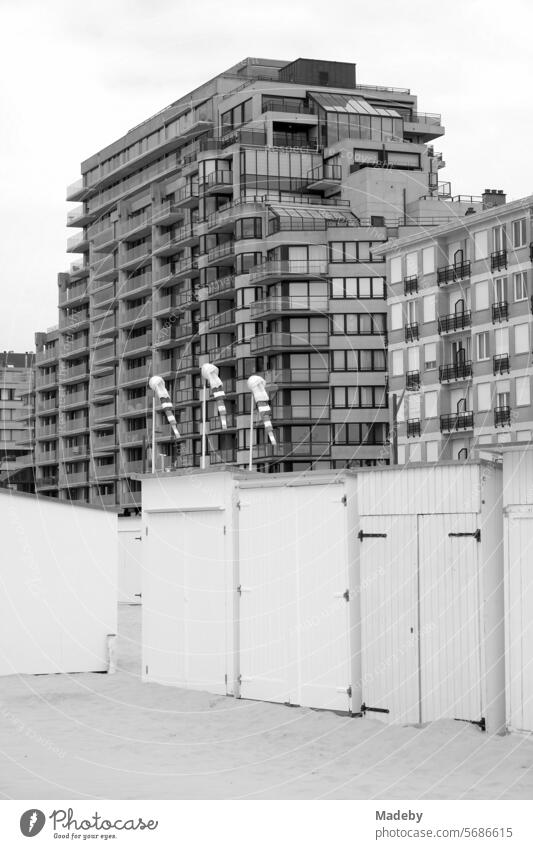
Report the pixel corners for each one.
[0,605,532,800]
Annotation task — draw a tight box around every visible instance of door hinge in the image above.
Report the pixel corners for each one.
[145,527,148,536]
[455,716,486,732]
[334,589,350,601]
[358,530,387,541]
[134,536,142,541]
[223,525,226,535]
[360,702,390,715]
[448,529,481,542]
[237,584,242,595]
[347,685,352,698]
[237,674,242,685]
[342,495,347,506]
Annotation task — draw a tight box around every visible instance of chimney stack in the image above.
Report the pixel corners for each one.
[482,189,506,210]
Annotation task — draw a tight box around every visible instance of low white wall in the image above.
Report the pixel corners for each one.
[0,491,117,675]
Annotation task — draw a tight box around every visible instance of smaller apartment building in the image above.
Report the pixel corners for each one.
[0,351,35,491]
[379,193,533,463]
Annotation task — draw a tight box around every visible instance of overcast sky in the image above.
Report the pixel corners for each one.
[0,0,531,352]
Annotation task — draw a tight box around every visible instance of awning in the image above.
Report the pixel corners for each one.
[268,205,357,224]
[309,91,402,119]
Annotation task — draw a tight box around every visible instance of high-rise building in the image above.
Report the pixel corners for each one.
[378,191,532,463]
[36,56,479,511]
[0,351,35,492]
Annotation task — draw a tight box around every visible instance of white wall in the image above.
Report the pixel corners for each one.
[118,516,142,604]
[0,491,117,675]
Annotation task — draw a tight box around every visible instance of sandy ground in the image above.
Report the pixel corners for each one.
[0,605,532,800]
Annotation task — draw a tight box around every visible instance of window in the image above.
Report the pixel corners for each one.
[329,277,386,298]
[425,391,438,418]
[494,276,508,302]
[422,246,435,275]
[477,383,491,411]
[332,386,388,408]
[514,323,529,354]
[424,342,437,370]
[390,256,402,283]
[235,252,262,274]
[390,302,403,330]
[391,349,403,375]
[513,218,527,248]
[473,230,488,260]
[516,376,531,407]
[331,349,386,371]
[493,225,506,252]
[426,441,439,462]
[397,444,406,465]
[514,271,528,302]
[475,281,489,311]
[497,380,510,408]
[332,422,388,445]
[476,331,490,360]
[406,251,418,276]
[406,300,416,324]
[407,346,419,371]
[331,313,386,335]
[329,241,385,263]
[410,443,422,463]
[423,294,436,322]
[235,218,262,240]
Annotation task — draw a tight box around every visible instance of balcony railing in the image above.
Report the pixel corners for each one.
[250,332,329,353]
[437,261,471,285]
[404,322,419,342]
[207,241,235,263]
[209,343,235,362]
[406,419,421,438]
[263,98,314,115]
[494,406,511,427]
[438,310,472,334]
[493,354,510,375]
[439,361,473,382]
[207,275,235,297]
[307,164,341,184]
[403,275,418,295]
[263,368,329,385]
[406,370,420,390]
[491,250,507,272]
[440,412,474,432]
[250,295,328,319]
[209,448,237,465]
[207,310,236,330]
[209,413,236,431]
[249,259,328,284]
[492,301,508,323]
[254,441,331,459]
[203,170,233,191]
[122,333,152,354]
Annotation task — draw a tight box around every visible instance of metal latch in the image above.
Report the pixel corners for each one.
[448,529,481,542]
[455,716,486,732]
[334,589,350,602]
[358,530,387,541]
[360,702,390,715]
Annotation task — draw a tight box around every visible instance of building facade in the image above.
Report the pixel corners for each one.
[0,351,35,491]
[34,56,478,510]
[380,193,533,463]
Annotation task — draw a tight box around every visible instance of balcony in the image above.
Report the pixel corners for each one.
[263,367,329,386]
[92,225,118,253]
[209,448,237,465]
[121,429,149,445]
[493,354,510,375]
[491,250,507,272]
[36,347,58,365]
[92,463,117,479]
[250,331,329,354]
[60,362,89,381]
[437,261,471,285]
[119,365,149,385]
[92,314,117,337]
[439,361,473,382]
[202,170,233,195]
[156,322,198,348]
[122,333,152,355]
[67,231,88,253]
[36,371,57,388]
[64,335,89,354]
[249,259,328,285]
[92,254,118,281]
[206,240,235,266]
[404,322,419,343]
[64,470,89,486]
[121,272,153,296]
[209,343,235,362]
[494,406,511,428]
[59,310,89,331]
[153,225,197,255]
[492,301,508,323]
[91,373,116,396]
[91,433,117,452]
[92,285,116,307]
[93,342,116,364]
[406,419,421,438]
[209,413,236,432]
[120,302,152,327]
[119,211,152,240]
[306,164,341,192]
[438,310,472,334]
[254,441,330,460]
[403,275,418,296]
[272,405,329,421]
[207,309,236,330]
[440,412,474,432]
[37,397,58,412]
[151,200,185,225]
[119,397,150,417]
[63,390,88,409]
[67,205,93,227]
[63,417,89,433]
[59,281,89,305]
[92,402,117,423]
[119,243,152,270]
[175,388,197,405]
[66,178,87,202]
[406,370,420,390]
[61,444,88,461]
[155,257,199,284]
[207,275,235,298]
[250,295,328,320]
[174,184,199,208]
[36,475,59,488]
